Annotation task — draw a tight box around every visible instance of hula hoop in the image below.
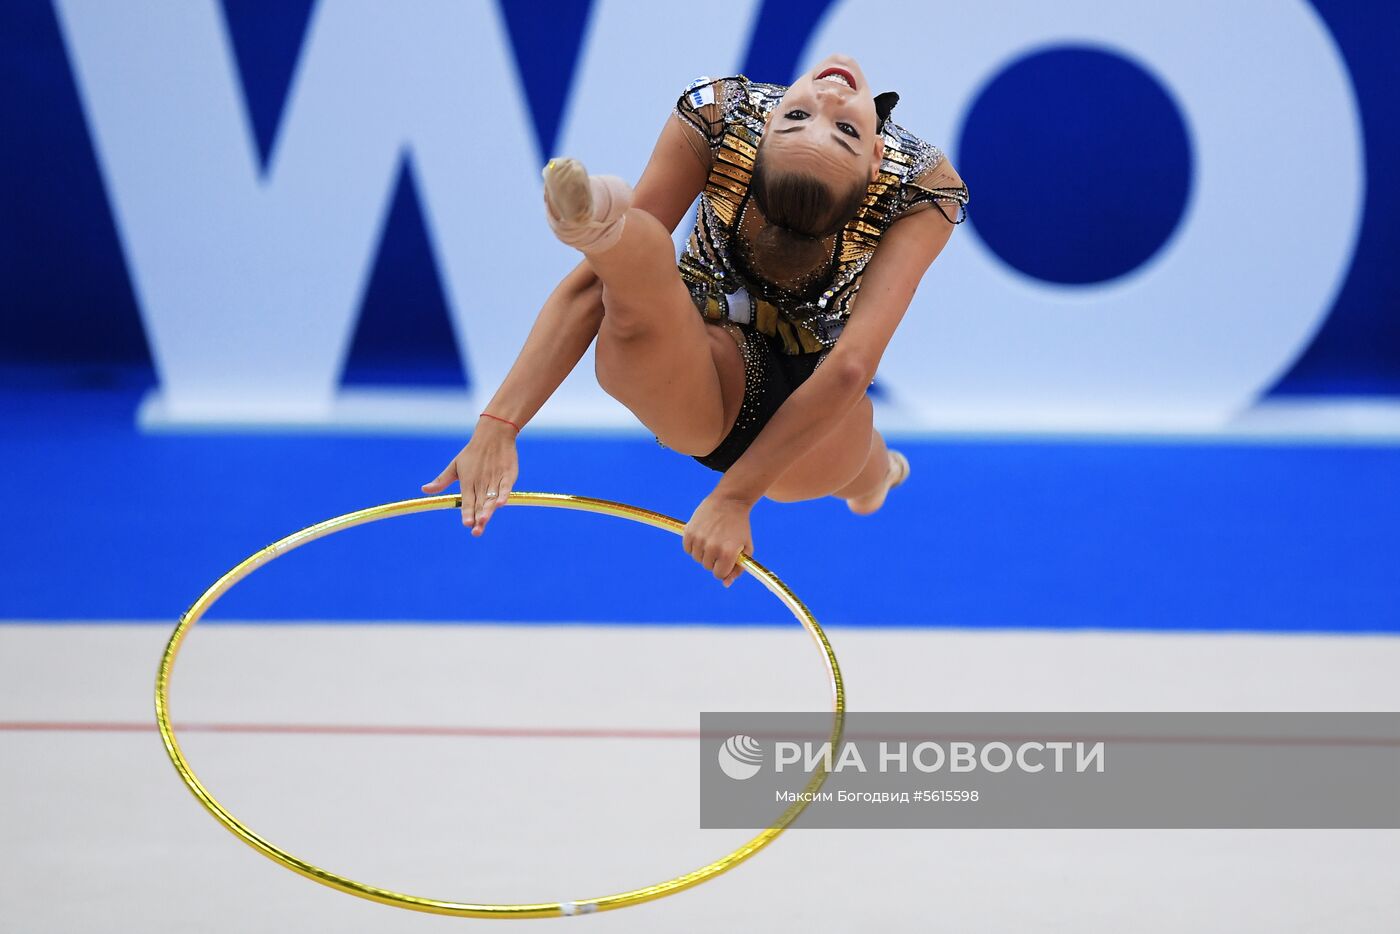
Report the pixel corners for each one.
[156,492,846,919]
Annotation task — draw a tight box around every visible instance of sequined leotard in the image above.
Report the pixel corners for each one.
[667,74,969,473]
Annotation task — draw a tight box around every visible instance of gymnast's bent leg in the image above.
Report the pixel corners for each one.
[543,158,744,457]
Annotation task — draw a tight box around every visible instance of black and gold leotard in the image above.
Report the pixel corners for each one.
[667,74,969,473]
[672,74,969,357]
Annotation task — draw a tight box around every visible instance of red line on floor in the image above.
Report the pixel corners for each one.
[0,721,698,739]
[2,721,1398,746]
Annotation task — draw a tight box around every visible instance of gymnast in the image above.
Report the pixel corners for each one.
[423,53,969,587]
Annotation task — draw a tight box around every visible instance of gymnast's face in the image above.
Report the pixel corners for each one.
[762,53,885,188]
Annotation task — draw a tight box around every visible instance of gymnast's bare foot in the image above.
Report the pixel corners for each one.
[542,157,633,253]
[845,449,910,515]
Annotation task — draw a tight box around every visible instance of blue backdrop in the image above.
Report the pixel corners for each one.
[2,2,1398,632]
[1,0,1396,393]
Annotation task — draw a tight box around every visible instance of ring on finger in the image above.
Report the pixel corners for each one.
[484,491,497,499]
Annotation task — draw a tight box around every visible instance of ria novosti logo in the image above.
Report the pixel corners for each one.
[717,735,763,780]
[717,735,1108,781]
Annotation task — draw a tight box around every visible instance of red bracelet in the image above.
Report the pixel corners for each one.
[479,411,521,433]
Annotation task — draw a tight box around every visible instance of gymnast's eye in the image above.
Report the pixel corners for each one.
[784,109,809,120]
[837,121,860,139]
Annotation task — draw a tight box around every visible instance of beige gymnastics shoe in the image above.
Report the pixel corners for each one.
[541,157,633,253]
[845,449,911,515]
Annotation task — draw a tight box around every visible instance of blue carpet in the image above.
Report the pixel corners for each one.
[3,367,1397,632]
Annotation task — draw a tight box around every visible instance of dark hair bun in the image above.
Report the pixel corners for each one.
[874,91,899,132]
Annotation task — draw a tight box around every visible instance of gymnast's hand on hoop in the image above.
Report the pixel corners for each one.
[684,492,754,587]
[421,415,520,536]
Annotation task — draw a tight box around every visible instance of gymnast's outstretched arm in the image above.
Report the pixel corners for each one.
[422,118,708,533]
[420,259,599,531]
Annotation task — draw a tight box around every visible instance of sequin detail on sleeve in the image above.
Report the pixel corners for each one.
[882,123,970,226]
[672,75,730,155]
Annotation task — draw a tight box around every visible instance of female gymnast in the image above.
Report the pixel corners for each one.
[422,53,968,587]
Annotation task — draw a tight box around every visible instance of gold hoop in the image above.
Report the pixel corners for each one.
[156,492,845,919]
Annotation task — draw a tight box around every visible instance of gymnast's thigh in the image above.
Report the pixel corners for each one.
[593,299,746,456]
